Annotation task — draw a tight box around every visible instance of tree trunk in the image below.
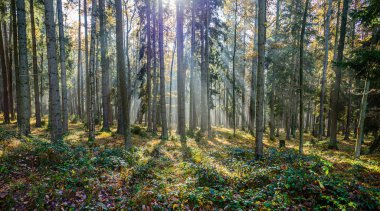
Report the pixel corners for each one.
[158,0,168,139]
[232,0,237,136]
[0,22,10,124]
[249,0,258,135]
[84,0,89,125]
[329,0,349,149]
[29,0,41,127]
[169,41,176,133]
[189,0,196,131]
[354,80,370,159]
[146,0,152,132]
[77,0,83,119]
[57,0,68,132]
[88,0,97,141]
[152,0,158,134]
[256,0,266,158]
[299,0,309,154]
[99,0,110,131]
[319,0,332,140]
[200,0,208,134]
[176,0,186,140]
[44,0,62,141]
[115,0,132,149]
[11,0,21,129]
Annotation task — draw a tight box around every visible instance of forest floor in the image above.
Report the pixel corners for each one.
[1,116,380,210]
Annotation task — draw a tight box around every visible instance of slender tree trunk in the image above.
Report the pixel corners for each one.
[256,0,266,158]
[189,0,196,131]
[329,0,349,149]
[11,0,20,128]
[77,0,83,119]
[84,0,89,125]
[176,0,186,140]
[44,0,62,141]
[158,0,168,139]
[116,0,132,149]
[6,19,15,121]
[146,0,152,132]
[232,0,237,136]
[249,0,258,135]
[355,80,370,159]
[152,0,158,133]
[57,0,68,132]
[88,0,97,141]
[299,0,309,154]
[319,0,332,140]
[200,0,208,134]
[0,22,10,124]
[29,0,41,127]
[99,0,110,131]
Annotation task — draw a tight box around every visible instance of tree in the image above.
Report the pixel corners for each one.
[189,0,196,131]
[57,0,68,132]
[29,0,41,127]
[176,0,186,140]
[232,0,238,136]
[329,0,349,149]
[84,0,89,124]
[200,0,209,134]
[158,0,168,139]
[319,0,333,140]
[146,0,152,132]
[0,20,10,124]
[77,0,83,119]
[249,0,258,135]
[99,0,110,131]
[299,0,310,154]
[255,0,265,158]
[355,80,370,158]
[16,0,31,136]
[88,0,97,141]
[115,0,132,150]
[44,0,62,141]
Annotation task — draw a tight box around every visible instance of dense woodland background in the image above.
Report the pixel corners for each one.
[0,0,379,209]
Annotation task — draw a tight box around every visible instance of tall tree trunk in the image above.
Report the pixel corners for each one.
[152,0,158,133]
[189,0,196,131]
[77,0,83,119]
[0,22,10,124]
[57,0,68,132]
[115,0,132,149]
[256,0,266,158]
[232,0,237,136]
[44,0,62,141]
[29,0,41,127]
[176,0,185,140]
[84,0,89,125]
[329,0,349,149]
[299,0,309,154]
[200,0,208,134]
[319,0,332,140]
[16,0,31,135]
[249,0,258,135]
[6,19,15,121]
[158,0,168,139]
[88,0,97,141]
[146,0,152,132]
[11,0,20,128]
[354,80,370,159]
[99,0,110,131]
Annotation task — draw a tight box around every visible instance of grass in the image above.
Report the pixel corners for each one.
[0,116,379,209]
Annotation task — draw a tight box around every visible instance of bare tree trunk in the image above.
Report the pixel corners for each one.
[232,0,237,136]
[169,41,176,133]
[57,0,68,132]
[115,0,132,149]
[249,0,258,135]
[158,0,168,139]
[329,0,349,149]
[84,0,89,125]
[11,0,21,128]
[44,0,62,141]
[88,0,97,141]
[77,0,83,119]
[189,0,196,131]
[29,0,41,127]
[176,0,186,140]
[99,0,110,131]
[299,0,309,154]
[0,22,10,124]
[200,0,208,134]
[319,0,332,140]
[355,80,370,159]
[256,0,266,158]
[146,0,152,132]
[152,0,158,134]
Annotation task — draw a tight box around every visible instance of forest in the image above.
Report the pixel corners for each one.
[0,0,379,209]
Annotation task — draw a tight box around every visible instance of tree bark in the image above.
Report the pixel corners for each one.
[44,0,62,141]
[158,0,168,139]
[249,0,258,135]
[88,0,97,141]
[354,80,370,159]
[189,0,196,131]
[115,0,132,149]
[57,0,68,132]
[232,0,238,136]
[0,22,10,124]
[256,0,266,158]
[146,0,152,132]
[329,0,349,149]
